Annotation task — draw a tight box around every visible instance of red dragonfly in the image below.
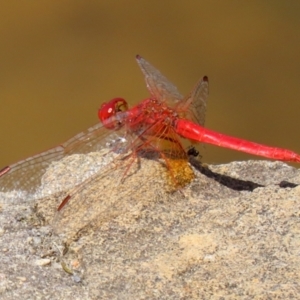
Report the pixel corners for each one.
[1,55,300,200]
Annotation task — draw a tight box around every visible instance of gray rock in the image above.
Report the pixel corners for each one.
[1,153,300,299]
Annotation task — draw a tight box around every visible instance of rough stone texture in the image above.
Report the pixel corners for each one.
[1,153,300,299]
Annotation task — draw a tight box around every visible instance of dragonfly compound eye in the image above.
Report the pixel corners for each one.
[98,98,128,129]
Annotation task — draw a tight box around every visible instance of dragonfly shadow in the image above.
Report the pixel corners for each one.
[189,157,299,192]
[189,157,264,192]
[278,181,299,188]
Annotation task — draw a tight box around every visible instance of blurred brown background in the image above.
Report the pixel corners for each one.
[1,1,300,168]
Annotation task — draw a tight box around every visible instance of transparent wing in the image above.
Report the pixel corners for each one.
[176,76,209,126]
[136,55,184,106]
[136,56,208,126]
[0,122,127,193]
[49,153,172,240]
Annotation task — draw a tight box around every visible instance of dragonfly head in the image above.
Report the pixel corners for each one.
[98,98,128,130]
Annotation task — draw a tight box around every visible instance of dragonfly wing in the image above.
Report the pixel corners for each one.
[0,146,65,194]
[176,76,209,126]
[51,150,180,239]
[52,152,134,238]
[0,122,126,193]
[136,55,183,106]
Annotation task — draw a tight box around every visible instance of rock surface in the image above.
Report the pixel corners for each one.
[1,154,300,299]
